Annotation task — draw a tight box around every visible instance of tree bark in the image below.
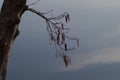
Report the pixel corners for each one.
[0,0,27,80]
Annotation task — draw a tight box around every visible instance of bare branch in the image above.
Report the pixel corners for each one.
[26,7,79,67]
[27,8,47,20]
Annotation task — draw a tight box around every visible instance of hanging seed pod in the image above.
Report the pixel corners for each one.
[65,15,68,23]
[62,33,65,43]
[63,55,69,67]
[61,23,64,30]
[57,34,60,40]
[57,30,60,45]
[65,43,67,51]
[77,38,79,47]
[67,14,70,22]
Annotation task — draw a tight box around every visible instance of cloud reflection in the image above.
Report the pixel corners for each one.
[63,47,120,71]
[62,21,120,72]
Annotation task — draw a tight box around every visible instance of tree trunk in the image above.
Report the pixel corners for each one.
[0,0,27,80]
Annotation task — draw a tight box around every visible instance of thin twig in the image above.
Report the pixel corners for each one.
[28,0,40,6]
[42,9,53,14]
[27,8,48,20]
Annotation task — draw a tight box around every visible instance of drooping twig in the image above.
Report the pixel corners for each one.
[26,6,79,67]
[27,8,47,20]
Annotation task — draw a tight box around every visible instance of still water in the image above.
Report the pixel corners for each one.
[1,0,120,80]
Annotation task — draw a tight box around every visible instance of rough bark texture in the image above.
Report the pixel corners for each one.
[0,0,27,80]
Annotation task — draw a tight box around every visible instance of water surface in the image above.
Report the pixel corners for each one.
[1,0,120,80]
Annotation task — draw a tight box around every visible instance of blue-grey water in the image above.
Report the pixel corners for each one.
[1,0,120,80]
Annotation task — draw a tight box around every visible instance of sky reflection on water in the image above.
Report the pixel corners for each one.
[1,0,120,80]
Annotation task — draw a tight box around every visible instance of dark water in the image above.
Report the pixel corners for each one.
[1,0,120,80]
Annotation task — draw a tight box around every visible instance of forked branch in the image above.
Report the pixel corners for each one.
[26,6,79,67]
